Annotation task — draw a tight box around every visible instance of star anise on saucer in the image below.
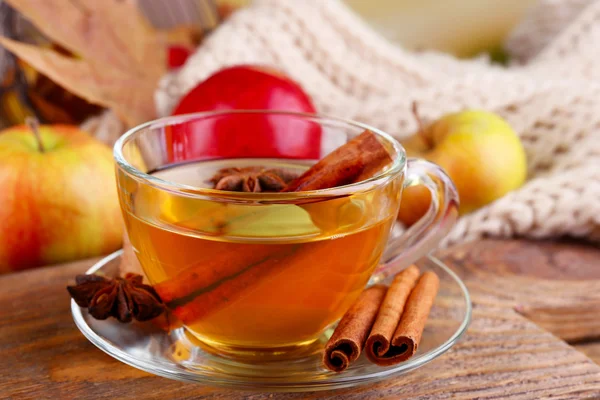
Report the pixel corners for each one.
[209,166,299,192]
[67,273,165,323]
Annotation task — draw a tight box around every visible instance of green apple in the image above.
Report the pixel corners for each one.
[401,110,527,218]
[0,123,122,272]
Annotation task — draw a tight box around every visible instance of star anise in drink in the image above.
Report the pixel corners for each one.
[67,273,165,323]
[209,166,299,192]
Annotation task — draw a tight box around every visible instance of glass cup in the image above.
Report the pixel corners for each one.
[114,111,458,356]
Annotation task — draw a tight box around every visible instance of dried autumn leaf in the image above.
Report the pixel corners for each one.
[0,0,186,126]
[0,37,157,127]
[5,0,160,70]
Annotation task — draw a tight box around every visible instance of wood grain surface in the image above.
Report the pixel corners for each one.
[1,239,600,399]
[578,343,600,365]
[440,240,600,343]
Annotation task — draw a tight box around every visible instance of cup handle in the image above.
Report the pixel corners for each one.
[372,158,459,282]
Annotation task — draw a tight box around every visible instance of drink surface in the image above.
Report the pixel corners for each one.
[119,159,399,350]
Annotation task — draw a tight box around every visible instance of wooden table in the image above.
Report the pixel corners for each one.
[2,239,600,399]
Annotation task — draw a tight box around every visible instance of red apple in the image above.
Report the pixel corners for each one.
[0,123,123,272]
[169,65,321,162]
[167,45,192,69]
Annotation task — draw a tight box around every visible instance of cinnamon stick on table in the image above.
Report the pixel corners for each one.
[365,265,421,366]
[386,271,439,363]
[323,285,387,372]
[323,268,440,372]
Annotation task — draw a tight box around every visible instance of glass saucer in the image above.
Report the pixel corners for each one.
[71,251,471,392]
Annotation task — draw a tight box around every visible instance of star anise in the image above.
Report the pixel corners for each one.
[67,273,165,323]
[209,166,299,192]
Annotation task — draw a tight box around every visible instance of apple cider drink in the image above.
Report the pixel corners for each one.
[117,158,401,351]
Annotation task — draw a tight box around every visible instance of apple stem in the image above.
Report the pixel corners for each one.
[411,101,424,132]
[411,101,434,149]
[25,116,45,153]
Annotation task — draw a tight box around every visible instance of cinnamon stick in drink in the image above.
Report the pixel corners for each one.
[368,271,439,365]
[154,245,300,322]
[365,265,421,366]
[323,285,387,372]
[153,243,290,302]
[284,130,392,192]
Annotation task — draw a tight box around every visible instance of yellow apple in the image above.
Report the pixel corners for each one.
[0,123,122,272]
[400,110,526,221]
[397,184,432,227]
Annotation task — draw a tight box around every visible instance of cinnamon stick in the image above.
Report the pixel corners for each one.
[323,285,387,372]
[374,271,439,365]
[283,130,392,192]
[154,245,299,322]
[365,265,421,366]
[153,243,289,303]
